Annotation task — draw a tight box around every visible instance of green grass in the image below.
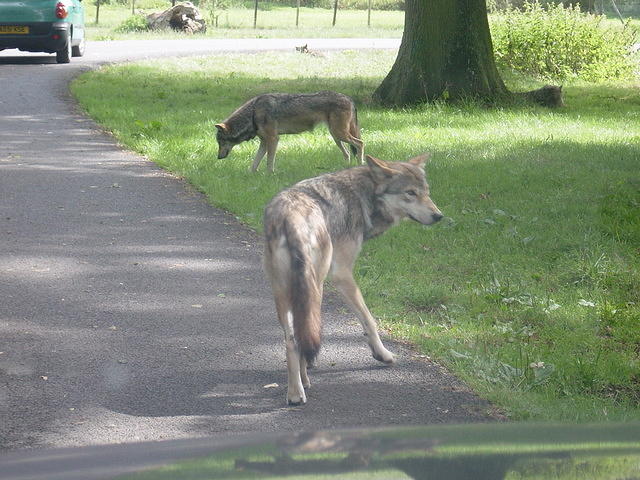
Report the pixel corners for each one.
[85,0,640,45]
[71,50,640,423]
[85,1,404,40]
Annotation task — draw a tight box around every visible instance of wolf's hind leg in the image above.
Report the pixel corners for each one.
[328,112,358,164]
[349,136,364,165]
[331,136,351,163]
[280,307,307,405]
[299,356,310,389]
[348,118,365,164]
[300,235,332,389]
[271,266,306,404]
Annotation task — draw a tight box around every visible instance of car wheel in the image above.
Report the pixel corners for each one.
[72,37,85,57]
[56,38,72,63]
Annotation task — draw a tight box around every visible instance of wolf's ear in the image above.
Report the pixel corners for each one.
[366,155,398,183]
[408,153,430,169]
[215,123,229,134]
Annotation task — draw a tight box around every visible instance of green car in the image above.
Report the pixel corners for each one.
[0,0,86,63]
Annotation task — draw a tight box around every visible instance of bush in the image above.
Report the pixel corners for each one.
[115,14,149,33]
[490,2,638,81]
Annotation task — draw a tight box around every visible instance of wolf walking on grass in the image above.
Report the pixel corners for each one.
[215,91,363,173]
[264,153,443,405]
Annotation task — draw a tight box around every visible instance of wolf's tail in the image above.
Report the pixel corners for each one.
[350,105,361,156]
[285,219,323,364]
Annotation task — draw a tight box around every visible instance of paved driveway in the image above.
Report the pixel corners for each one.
[0,39,494,451]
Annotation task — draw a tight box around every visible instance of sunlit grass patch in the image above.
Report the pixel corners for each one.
[72,50,640,422]
[86,2,403,40]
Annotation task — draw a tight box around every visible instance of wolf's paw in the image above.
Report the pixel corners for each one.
[287,394,307,406]
[287,387,307,406]
[372,349,396,365]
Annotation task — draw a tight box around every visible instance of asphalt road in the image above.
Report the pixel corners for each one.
[0,39,495,452]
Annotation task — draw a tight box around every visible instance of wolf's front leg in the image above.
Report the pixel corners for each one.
[339,281,396,364]
[251,139,267,172]
[265,135,279,174]
[331,255,395,365]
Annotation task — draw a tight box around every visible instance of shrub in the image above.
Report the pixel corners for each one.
[490,2,638,81]
[115,14,149,33]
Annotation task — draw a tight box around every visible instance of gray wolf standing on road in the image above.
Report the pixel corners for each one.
[263,153,443,405]
[215,91,364,173]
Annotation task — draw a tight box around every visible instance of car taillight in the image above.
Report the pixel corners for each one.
[55,2,68,19]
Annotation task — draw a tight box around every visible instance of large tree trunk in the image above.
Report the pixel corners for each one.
[374,0,509,106]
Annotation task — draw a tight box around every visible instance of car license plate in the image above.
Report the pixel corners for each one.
[0,26,29,34]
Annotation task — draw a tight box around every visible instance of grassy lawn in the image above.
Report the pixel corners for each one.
[85,0,638,43]
[71,50,640,423]
[86,0,404,40]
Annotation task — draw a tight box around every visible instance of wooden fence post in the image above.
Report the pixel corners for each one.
[95,0,100,24]
[254,0,258,28]
[296,0,300,27]
[610,0,625,24]
[332,0,338,26]
[367,0,371,27]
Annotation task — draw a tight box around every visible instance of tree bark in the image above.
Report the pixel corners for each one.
[374,0,509,106]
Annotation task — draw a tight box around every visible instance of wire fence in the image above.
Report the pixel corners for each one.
[94,0,400,28]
